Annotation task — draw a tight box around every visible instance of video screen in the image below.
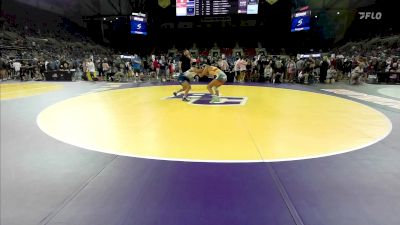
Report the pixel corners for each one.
[176,0,258,16]
[130,16,147,35]
[291,10,311,32]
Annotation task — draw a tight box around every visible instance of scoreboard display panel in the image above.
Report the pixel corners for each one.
[176,0,259,16]
[291,10,311,32]
[130,15,147,35]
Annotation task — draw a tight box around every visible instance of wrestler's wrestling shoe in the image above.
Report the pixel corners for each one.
[209,96,220,103]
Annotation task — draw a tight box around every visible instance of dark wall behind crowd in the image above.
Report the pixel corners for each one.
[2,0,398,55]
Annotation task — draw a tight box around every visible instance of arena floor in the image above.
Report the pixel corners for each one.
[1,80,400,225]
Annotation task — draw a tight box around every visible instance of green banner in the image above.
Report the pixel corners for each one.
[159,0,171,8]
[266,0,279,5]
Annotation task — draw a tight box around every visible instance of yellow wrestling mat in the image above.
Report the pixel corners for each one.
[37,85,391,162]
[0,83,63,100]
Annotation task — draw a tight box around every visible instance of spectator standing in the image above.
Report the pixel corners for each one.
[0,56,7,81]
[12,60,22,81]
[320,56,330,83]
[326,65,337,83]
[286,58,297,83]
[87,59,96,81]
[235,57,247,83]
[102,58,110,81]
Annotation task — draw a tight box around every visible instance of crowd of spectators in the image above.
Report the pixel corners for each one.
[0,19,115,81]
[1,18,399,85]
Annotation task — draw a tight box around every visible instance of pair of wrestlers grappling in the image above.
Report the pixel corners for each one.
[173,64,227,103]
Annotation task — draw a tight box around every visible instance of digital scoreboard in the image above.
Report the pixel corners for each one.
[291,7,311,32]
[130,15,147,35]
[176,0,259,16]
